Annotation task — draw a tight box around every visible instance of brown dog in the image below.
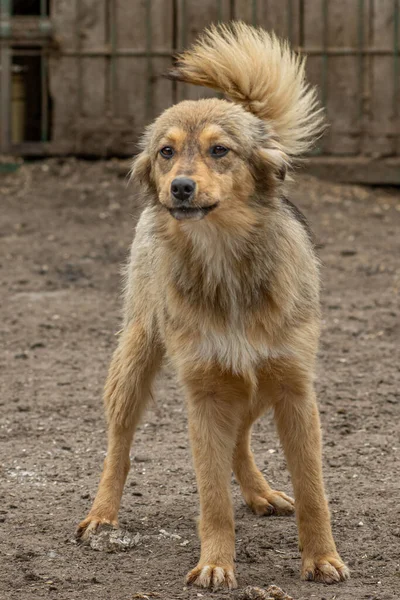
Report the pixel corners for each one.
[77,22,349,589]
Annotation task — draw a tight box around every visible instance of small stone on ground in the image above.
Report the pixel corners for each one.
[238,585,294,600]
[86,527,140,552]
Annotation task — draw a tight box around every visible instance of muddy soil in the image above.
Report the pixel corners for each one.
[0,159,399,600]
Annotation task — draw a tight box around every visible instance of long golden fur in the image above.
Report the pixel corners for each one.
[76,22,349,590]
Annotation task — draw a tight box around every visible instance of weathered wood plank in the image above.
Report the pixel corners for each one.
[366,0,397,157]
[150,0,175,124]
[49,56,78,150]
[306,156,400,184]
[234,0,301,44]
[50,0,78,50]
[79,0,107,120]
[176,0,232,101]
[49,0,78,150]
[324,0,360,155]
[302,0,326,155]
[115,0,174,145]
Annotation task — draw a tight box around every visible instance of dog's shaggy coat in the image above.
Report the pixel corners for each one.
[77,22,349,589]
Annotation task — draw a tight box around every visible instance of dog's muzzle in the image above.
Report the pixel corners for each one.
[168,177,218,221]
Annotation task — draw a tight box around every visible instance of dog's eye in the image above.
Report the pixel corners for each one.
[160,146,175,159]
[210,145,229,158]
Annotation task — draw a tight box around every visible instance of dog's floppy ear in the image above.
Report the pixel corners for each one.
[129,151,152,188]
[256,147,290,182]
[130,123,155,189]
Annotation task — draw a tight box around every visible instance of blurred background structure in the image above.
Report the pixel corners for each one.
[0,0,399,183]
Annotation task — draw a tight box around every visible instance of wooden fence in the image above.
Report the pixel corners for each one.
[0,0,399,183]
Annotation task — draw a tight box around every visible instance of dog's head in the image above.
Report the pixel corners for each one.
[131,98,288,222]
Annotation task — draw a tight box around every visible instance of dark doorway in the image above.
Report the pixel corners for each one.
[12,1,50,16]
[12,49,52,143]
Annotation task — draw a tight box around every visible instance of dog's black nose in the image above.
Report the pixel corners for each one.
[171,178,196,203]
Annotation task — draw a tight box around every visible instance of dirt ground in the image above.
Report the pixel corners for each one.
[1,159,399,600]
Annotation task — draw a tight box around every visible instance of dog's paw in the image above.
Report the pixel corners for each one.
[301,554,350,584]
[76,514,118,541]
[186,564,237,590]
[248,489,295,516]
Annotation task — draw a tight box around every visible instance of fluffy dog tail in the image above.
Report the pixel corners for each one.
[168,21,324,157]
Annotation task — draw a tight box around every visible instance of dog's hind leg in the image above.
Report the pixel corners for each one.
[233,401,295,517]
[76,322,163,539]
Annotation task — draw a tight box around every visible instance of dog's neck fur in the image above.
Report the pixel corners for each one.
[153,200,281,320]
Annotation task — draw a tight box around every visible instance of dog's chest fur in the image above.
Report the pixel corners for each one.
[159,221,288,373]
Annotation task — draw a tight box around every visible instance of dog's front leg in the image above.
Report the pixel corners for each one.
[270,370,350,584]
[76,322,162,539]
[182,367,248,590]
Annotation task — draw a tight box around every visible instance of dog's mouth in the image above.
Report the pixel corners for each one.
[168,203,218,221]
